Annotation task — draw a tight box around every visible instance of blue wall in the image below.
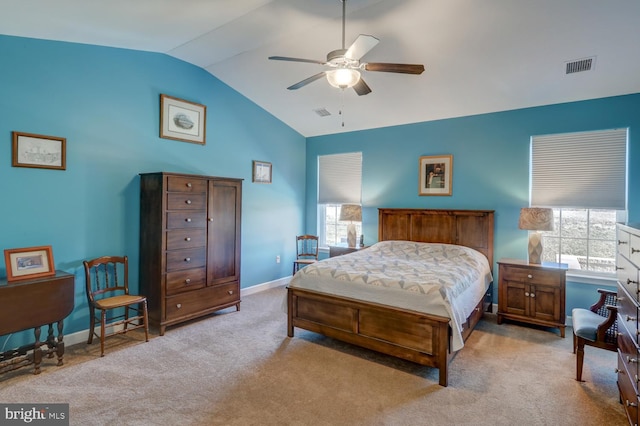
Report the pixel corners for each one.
[306,94,640,311]
[0,35,306,347]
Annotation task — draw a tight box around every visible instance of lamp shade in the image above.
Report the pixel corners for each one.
[339,204,362,222]
[326,68,361,89]
[518,207,554,231]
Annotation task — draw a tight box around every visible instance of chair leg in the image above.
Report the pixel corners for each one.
[572,333,577,354]
[142,301,149,343]
[576,337,586,382]
[87,307,96,344]
[100,310,106,357]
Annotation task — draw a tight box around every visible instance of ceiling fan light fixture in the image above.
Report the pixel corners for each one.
[326,68,361,89]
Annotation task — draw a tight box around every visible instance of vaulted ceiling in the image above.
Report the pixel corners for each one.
[2,0,639,137]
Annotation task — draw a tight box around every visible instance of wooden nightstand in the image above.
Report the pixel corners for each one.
[497,258,568,337]
[329,245,368,257]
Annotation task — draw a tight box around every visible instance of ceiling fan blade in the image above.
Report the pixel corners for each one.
[364,62,425,74]
[269,56,326,65]
[287,72,327,90]
[352,78,372,96]
[345,34,380,60]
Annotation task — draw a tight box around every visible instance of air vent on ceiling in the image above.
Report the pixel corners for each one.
[565,56,596,74]
[313,108,332,117]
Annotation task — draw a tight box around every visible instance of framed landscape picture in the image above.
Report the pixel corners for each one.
[4,245,55,282]
[160,94,206,145]
[252,160,272,184]
[12,132,66,170]
[419,155,453,196]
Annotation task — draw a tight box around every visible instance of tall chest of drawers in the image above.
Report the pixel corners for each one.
[617,223,640,425]
[139,172,242,335]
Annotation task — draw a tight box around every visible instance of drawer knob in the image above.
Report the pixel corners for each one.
[616,331,624,337]
[185,257,191,263]
[527,274,533,279]
[619,240,628,245]
[186,199,192,205]
[176,303,182,309]
[633,248,640,254]
[627,315,637,322]
[616,266,623,270]
[185,278,191,284]
[185,237,191,241]
[626,400,638,408]
[628,278,639,285]
[228,290,234,295]
[525,292,529,297]
[627,356,638,363]
[186,182,192,188]
[185,218,192,223]
[208,218,214,222]
[618,297,626,302]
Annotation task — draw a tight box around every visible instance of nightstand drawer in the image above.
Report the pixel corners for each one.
[500,266,562,286]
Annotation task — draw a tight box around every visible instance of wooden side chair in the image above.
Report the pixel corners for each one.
[572,288,618,381]
[83,255,149,356]
[293,235,319,275]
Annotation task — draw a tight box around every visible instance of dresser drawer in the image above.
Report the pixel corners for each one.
[165,283,240,321]
[618,284,639,342]
[210,282,241,306]
[618,352,640,424]
[166,211,207,229]
[631,233,640,267]
[500,266,562,286]
[618,254,640,303]
[166,248,206,272]
[166,267,206,295]
[618,229,631,260]
[166,229,206,250]
[167,192,206,210]
[166,176,207,193]
[618,318,640,386]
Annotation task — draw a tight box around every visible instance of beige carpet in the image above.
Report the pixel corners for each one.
[0,285,627,426]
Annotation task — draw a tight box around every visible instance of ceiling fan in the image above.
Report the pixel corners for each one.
[269,0,425,96]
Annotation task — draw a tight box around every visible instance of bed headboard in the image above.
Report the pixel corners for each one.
[378,209,495,268]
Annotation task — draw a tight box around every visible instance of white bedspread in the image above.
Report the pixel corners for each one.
[288,240,493,351]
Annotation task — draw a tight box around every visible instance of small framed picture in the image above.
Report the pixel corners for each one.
[12,132,66,170]
[160,94,207,145]
[419,155,453,196]
[252,160,272,184]
[4,245,55,282]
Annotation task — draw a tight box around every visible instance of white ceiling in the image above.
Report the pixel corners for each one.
[2,0,639,137]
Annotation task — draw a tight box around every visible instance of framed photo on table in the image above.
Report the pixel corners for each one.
[160,94,207,145]
[252,160,272,184]
[4,245,55,282]
[12,132,66,170]
[419,155,453,196]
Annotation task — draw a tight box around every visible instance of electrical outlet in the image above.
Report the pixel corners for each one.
[276,255,280,264]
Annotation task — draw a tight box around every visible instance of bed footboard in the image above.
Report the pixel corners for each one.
[287,287,452,386]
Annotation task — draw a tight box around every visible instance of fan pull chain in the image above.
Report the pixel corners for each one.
[339,88,345,127]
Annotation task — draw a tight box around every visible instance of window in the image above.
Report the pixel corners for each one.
[531,128,627,276]
[541,208,622,275]
[317,153,362,248]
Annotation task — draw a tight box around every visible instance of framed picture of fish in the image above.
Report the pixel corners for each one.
[160,94,207,145]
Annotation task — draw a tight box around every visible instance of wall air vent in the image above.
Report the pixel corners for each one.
[565,57,596,74]
[313,108,332,117]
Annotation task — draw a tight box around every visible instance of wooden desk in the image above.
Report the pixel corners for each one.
[0,271,75,375]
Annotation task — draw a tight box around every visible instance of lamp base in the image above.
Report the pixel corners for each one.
[347,223,357,248]
[528,232,543,264]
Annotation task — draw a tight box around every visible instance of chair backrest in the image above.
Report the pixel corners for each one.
[83,255,130,304]
[592,290,618,345]
[296,235,319,260]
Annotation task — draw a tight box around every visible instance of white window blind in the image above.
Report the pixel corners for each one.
[531,128,627,209]
[318,152,362,204]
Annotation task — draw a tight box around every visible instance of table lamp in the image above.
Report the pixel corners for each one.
[518,207,554,264]
[339,204,362,248]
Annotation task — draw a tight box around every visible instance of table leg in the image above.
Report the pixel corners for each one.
[33,326,42,375]
[56,320,65,366]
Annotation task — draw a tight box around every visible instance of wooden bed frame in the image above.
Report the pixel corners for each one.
[287,208,495,387]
